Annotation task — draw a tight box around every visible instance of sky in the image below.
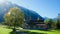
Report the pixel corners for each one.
[0,0,60,18]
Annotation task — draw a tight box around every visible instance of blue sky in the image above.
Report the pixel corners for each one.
[6,0,60,18]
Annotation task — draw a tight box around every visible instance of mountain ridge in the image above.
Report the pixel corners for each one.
[0,1,44,22]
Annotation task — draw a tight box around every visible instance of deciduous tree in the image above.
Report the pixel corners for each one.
[4,7,24,31]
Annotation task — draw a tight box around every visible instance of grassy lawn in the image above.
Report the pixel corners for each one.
[0,25,60,34]
[0,25,12,34]
[28,30,60,34]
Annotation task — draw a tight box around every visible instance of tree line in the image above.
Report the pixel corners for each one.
[44,18,60,29]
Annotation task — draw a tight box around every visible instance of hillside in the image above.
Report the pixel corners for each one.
[0,1,44,22]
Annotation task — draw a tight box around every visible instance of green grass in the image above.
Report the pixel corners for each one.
[28,29,60,34]
[21,28,60,34]
[0,25,60,34]
[0,25,12,34]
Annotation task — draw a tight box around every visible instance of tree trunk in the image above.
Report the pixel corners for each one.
[13,23,16,32]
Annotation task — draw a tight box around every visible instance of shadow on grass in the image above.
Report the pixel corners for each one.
[10,30,47,34]
[10,31,17,34]
[22,31,47,34]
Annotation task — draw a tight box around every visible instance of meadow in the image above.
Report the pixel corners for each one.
[0,25,60,34]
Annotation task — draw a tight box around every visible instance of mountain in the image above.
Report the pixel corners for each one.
[53,13,60,20]
[0,1,44,22]
[56,13,60,19]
